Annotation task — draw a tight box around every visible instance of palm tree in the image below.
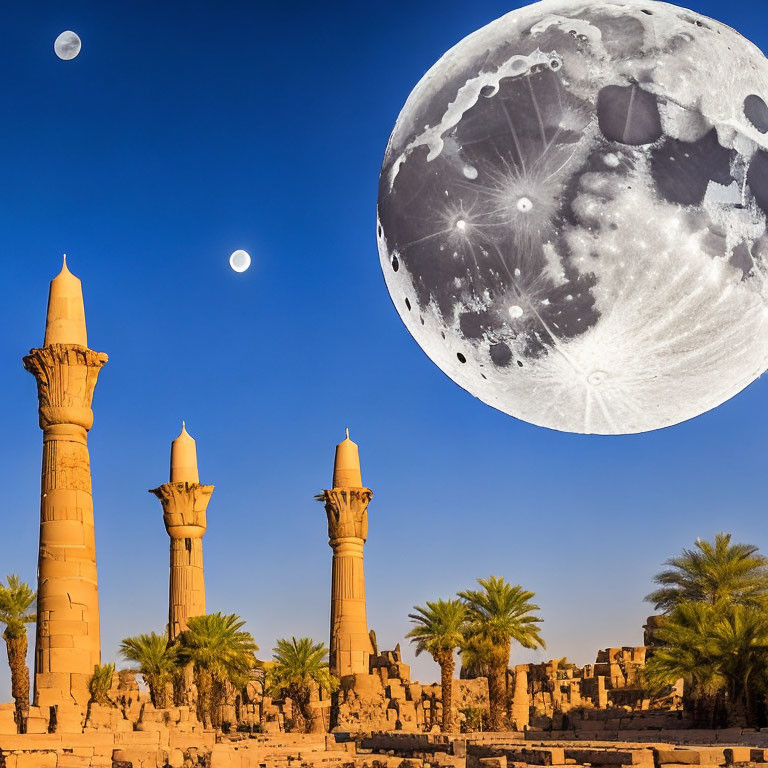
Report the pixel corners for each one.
[459,576,544,731]
[710,604,768,724]
[0,575,36,732]
[267,637,338,733]
[177,613,258,728]
[555,657,577,672]
[120,632,179,708]
[406,599,467,732]
[646,533,768,611]
[88,663,116,706]
[644,601,729,726]
[643,600,768,727]
[459,633,495,680]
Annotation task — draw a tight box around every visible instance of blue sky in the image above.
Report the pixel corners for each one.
[1,0,767,698]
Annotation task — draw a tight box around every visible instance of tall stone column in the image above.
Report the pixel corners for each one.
[511,664,530,731]
[322,430,373,678]
[23,258,108,709]
[150,424,213,640]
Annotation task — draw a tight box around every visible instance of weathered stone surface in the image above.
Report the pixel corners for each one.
[150,426,213,641]
[477,759,507,768]
[656,750,725,766]
[23,261,108,714]
[324,484,373,679]
[5,753,58,768]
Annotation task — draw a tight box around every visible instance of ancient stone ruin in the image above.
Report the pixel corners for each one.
[0,262,738,767]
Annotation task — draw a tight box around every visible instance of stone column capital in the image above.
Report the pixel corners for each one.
[23,344,108,431]
[323,487,372,543]
[150,482,214,539]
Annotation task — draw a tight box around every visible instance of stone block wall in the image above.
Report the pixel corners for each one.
[334,648,489,733]
[0,628,682,741]
[514,641,683,732]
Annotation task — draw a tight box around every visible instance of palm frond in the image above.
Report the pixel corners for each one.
[406,599,467,661]
[267,636,338,697]
[0,575,36,639]
[646,533,768,611]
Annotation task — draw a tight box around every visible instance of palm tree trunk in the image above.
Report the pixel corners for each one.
[300,691,314,734]
[211,679,224,729]
[178,662,195,708]
[196,669,213,728]
[488,661,507,731]
[172,669,184,707]
[146,675,158,709]
[4,630,29,733]
[159,681,169,709]
[286,685,307,733]
[438,651,455,733]
[147,674,169,709]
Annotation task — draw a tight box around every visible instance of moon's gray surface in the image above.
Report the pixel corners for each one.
[54,31,81,61]
[229,249,251,273]
[377,0,768,434]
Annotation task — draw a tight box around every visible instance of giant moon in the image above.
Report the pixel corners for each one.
[377,0,768,434]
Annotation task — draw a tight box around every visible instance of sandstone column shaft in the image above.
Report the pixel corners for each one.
[323,488,373,677]
[151,481,213,640]
[24,344,107,708]
[511,664,530,731]
[169,537,205,635]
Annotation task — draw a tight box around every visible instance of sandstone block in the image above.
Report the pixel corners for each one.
[714,729,742,742]
[658,764,722,768]
[26,717,50,735]
[392,663,411,683]
[565,750,652,766]
[0,703,17,735]
[407,684,422,702]
[525,749,565,766]
[112,748,166,768]
[113,732,162,747]
[135,721,170,736]
[56,754,94,768]
[210,744,243,768]
[10,754,58,768]
[386,682,405,700]
[655,750,725,766]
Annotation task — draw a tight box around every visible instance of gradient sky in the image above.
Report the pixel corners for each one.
[1,0,767,700]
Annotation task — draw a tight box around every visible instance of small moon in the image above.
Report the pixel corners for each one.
[229,249,251,273]
[54,31,81,61]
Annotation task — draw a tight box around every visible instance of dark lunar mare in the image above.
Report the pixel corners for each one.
[597,84,663,146]
[747,150,768,216]
[745,95,768,134]
[649,129,735,206]
[379,64,602,362]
